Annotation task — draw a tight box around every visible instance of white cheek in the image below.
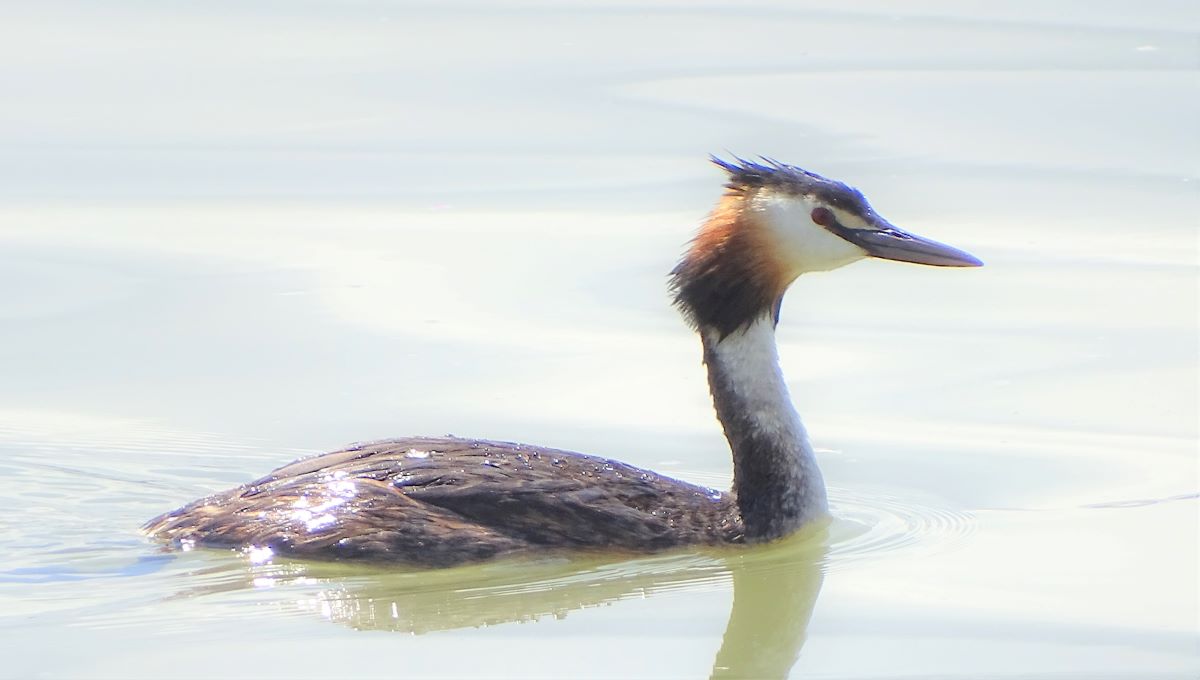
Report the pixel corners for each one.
[753,194,867,273]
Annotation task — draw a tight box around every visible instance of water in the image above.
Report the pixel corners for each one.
[1,2,1197,678]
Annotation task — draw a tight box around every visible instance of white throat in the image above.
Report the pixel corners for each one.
[706,320,810,444]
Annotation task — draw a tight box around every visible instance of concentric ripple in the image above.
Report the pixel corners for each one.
[825,486,977,569]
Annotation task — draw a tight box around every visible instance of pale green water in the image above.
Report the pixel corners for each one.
[1,2,1197,679]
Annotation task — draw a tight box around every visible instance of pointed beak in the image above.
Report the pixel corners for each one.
[839,221,983,267]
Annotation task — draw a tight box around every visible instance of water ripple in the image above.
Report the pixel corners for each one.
[825,486,977,569]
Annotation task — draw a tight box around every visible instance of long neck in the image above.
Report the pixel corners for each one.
[702,316,828,541]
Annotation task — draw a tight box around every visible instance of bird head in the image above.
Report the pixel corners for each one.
[670,156,981,337]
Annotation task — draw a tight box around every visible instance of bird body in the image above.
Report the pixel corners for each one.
[144,157,981,566]
[145,437,740,566]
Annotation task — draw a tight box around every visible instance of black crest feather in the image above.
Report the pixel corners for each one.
[709,155,872,216]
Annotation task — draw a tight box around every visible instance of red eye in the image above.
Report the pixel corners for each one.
[810,206,834,226]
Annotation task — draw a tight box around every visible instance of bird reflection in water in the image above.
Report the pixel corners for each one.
[167,532,826,680]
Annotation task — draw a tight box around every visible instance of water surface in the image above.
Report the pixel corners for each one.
[1,2,1196,678]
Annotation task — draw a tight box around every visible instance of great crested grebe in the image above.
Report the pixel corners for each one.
[144,157,982,566]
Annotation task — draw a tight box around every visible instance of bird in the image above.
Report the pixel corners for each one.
[143,156,982,567]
